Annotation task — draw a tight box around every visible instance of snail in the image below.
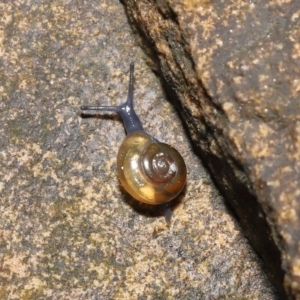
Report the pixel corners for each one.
[81,63,186,221]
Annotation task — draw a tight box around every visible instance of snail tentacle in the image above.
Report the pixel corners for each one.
[81,63,144,134]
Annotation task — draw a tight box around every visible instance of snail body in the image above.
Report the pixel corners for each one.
[81,63,186,216]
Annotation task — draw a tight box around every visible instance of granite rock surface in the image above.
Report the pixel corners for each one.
[0,1,278,299]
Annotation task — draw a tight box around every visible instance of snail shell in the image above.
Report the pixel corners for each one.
[117,132,186,204]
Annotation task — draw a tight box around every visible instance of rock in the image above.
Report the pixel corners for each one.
[0,0,279,299]
[122,0,300,298]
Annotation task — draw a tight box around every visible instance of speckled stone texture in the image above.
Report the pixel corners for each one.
[0,1,278,299]
[122,0,300,299]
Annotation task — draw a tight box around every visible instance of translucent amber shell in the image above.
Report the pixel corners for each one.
[117,132,187,204]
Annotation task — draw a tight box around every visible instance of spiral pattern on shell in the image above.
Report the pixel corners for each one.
[117,132,187,204]
[142,143,178,184]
